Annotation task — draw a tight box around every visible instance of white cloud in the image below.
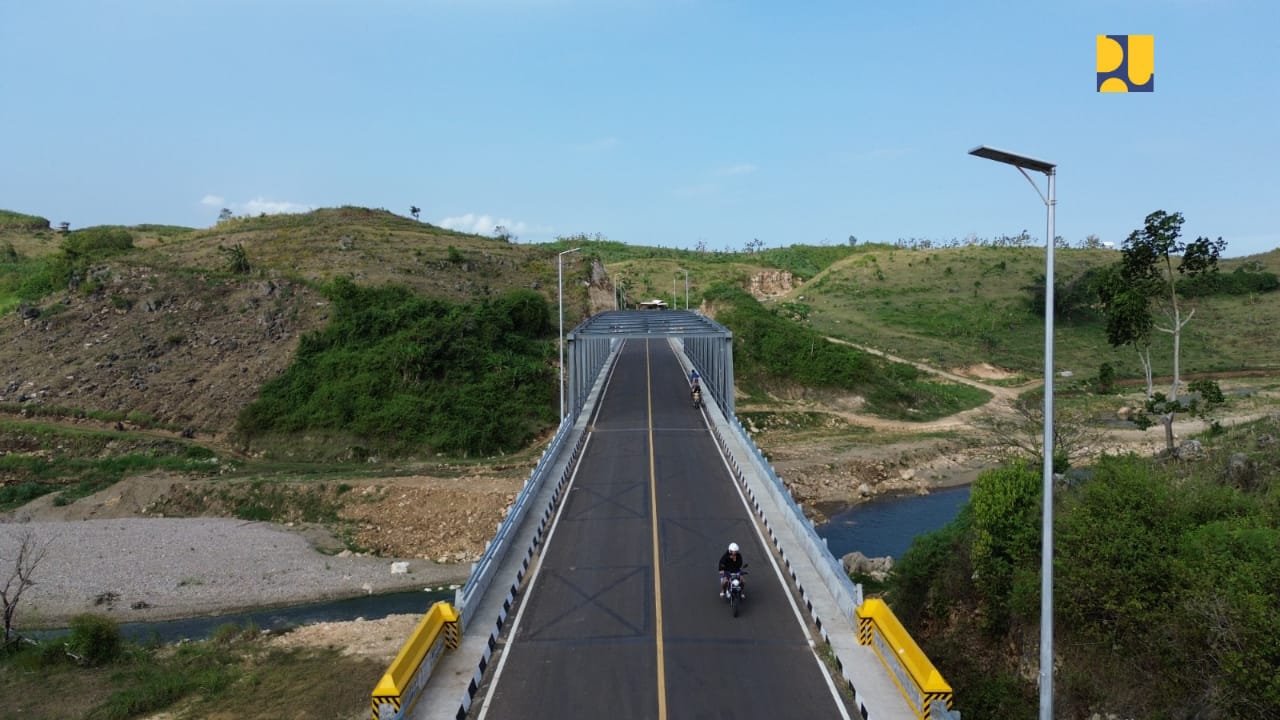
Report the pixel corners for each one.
[438,213,530,237]
[201,195,312,216]
[713,163,757,176]
[241,197,313,215]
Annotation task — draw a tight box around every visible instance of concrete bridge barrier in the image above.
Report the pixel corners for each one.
[371,601,461,720]
[857,598,955,720]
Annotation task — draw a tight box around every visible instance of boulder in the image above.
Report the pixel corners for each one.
[841,551,895,582]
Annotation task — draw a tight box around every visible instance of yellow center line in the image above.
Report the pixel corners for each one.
[645,341,668,720]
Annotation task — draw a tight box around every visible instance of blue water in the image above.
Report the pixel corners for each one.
[29,491,968,644]
[816,486,972,561]
[32,588,453,644]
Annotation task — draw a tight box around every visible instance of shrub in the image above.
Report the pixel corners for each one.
[1055,457,1188,648]
[8,227,135,301]
[967,462,1041,633]
[236,279,556,456]
[66,613,121,666]
[217,242,251,274]
[1095,361,1115,394]
[889,511,972,626]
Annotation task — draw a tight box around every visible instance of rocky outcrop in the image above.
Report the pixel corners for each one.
[748,269,796,299]
[0,263,329,434]
[841,551,895,582]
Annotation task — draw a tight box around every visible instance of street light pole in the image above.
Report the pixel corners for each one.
[969,145,1057,720]
[558,247,581,421]
[682,269,689,309]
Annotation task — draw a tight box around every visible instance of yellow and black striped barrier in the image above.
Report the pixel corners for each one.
[371,601,461,720]
[856,598,954,720]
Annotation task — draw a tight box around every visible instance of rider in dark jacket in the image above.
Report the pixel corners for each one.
[719,542,744,597]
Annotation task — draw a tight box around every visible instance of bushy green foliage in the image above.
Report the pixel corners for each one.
[1055,457,1190,644]
[1177,264,1280,297]
[237,278,556,456]
[1173,519,1280,715]
[703,283,989,420]
[0,424,221,509]
[3,226,136,303]
[217,241,251,274]
[891,415,1280,718]
[0,480,46,508]
[1025,265,1114,321]
[1094,361,1116,393]
[967,462,1042,633]
[754,245,860,279]
[61,227,134,258]
[889,511,972,626]
[0,209,50,230]
[67,614,122,666]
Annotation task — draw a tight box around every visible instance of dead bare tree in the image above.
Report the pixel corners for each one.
[971,397,1107,471]
[2,528,47,645]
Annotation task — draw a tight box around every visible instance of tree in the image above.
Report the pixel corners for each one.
[1,528,46,645]
[218,208,233,222]
[493,225,516,243]
[1098,210,1226,451]
[972,396,1104,474]
[410,205,420,220]
[1079,233,1105,250]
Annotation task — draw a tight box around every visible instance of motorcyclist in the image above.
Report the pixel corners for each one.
[691,385,702,406]
[718,542,744,597]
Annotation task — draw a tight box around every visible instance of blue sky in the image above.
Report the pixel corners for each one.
[2,0,1277,257]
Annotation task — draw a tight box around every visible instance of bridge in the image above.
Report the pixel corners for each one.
[371,311,957,720]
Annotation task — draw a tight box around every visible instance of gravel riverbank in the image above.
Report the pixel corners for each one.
[0,518,469,629]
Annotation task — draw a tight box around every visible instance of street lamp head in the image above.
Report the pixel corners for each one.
[969,145,1056,176]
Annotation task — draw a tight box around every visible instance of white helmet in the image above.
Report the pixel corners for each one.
[728,542,739,553]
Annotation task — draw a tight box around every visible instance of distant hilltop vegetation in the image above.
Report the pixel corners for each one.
[0,209,53,231]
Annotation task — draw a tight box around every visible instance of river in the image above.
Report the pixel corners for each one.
[33,490,969,643]
[32,588,453,644]
[816,485,972,561]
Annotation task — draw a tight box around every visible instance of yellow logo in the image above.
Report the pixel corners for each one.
[1097,35,1153,92]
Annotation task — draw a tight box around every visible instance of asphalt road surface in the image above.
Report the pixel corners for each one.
[475,339,853,720]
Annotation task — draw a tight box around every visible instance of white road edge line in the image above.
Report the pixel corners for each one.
[709,420,854,720]
[475,343,622,719]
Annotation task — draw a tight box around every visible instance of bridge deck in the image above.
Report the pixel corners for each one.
[413,338,916,720]
[472,339,852,719]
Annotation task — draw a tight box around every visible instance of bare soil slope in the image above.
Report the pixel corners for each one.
[1,264,327,436]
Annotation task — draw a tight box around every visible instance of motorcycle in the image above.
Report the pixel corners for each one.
[692,388,702,409]
[724,565,748,617]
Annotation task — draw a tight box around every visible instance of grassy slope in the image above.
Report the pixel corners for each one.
[2,207,1278,717]
[791,244,1280,382]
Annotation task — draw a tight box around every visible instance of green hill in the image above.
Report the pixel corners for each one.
[2,205,1278,718]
